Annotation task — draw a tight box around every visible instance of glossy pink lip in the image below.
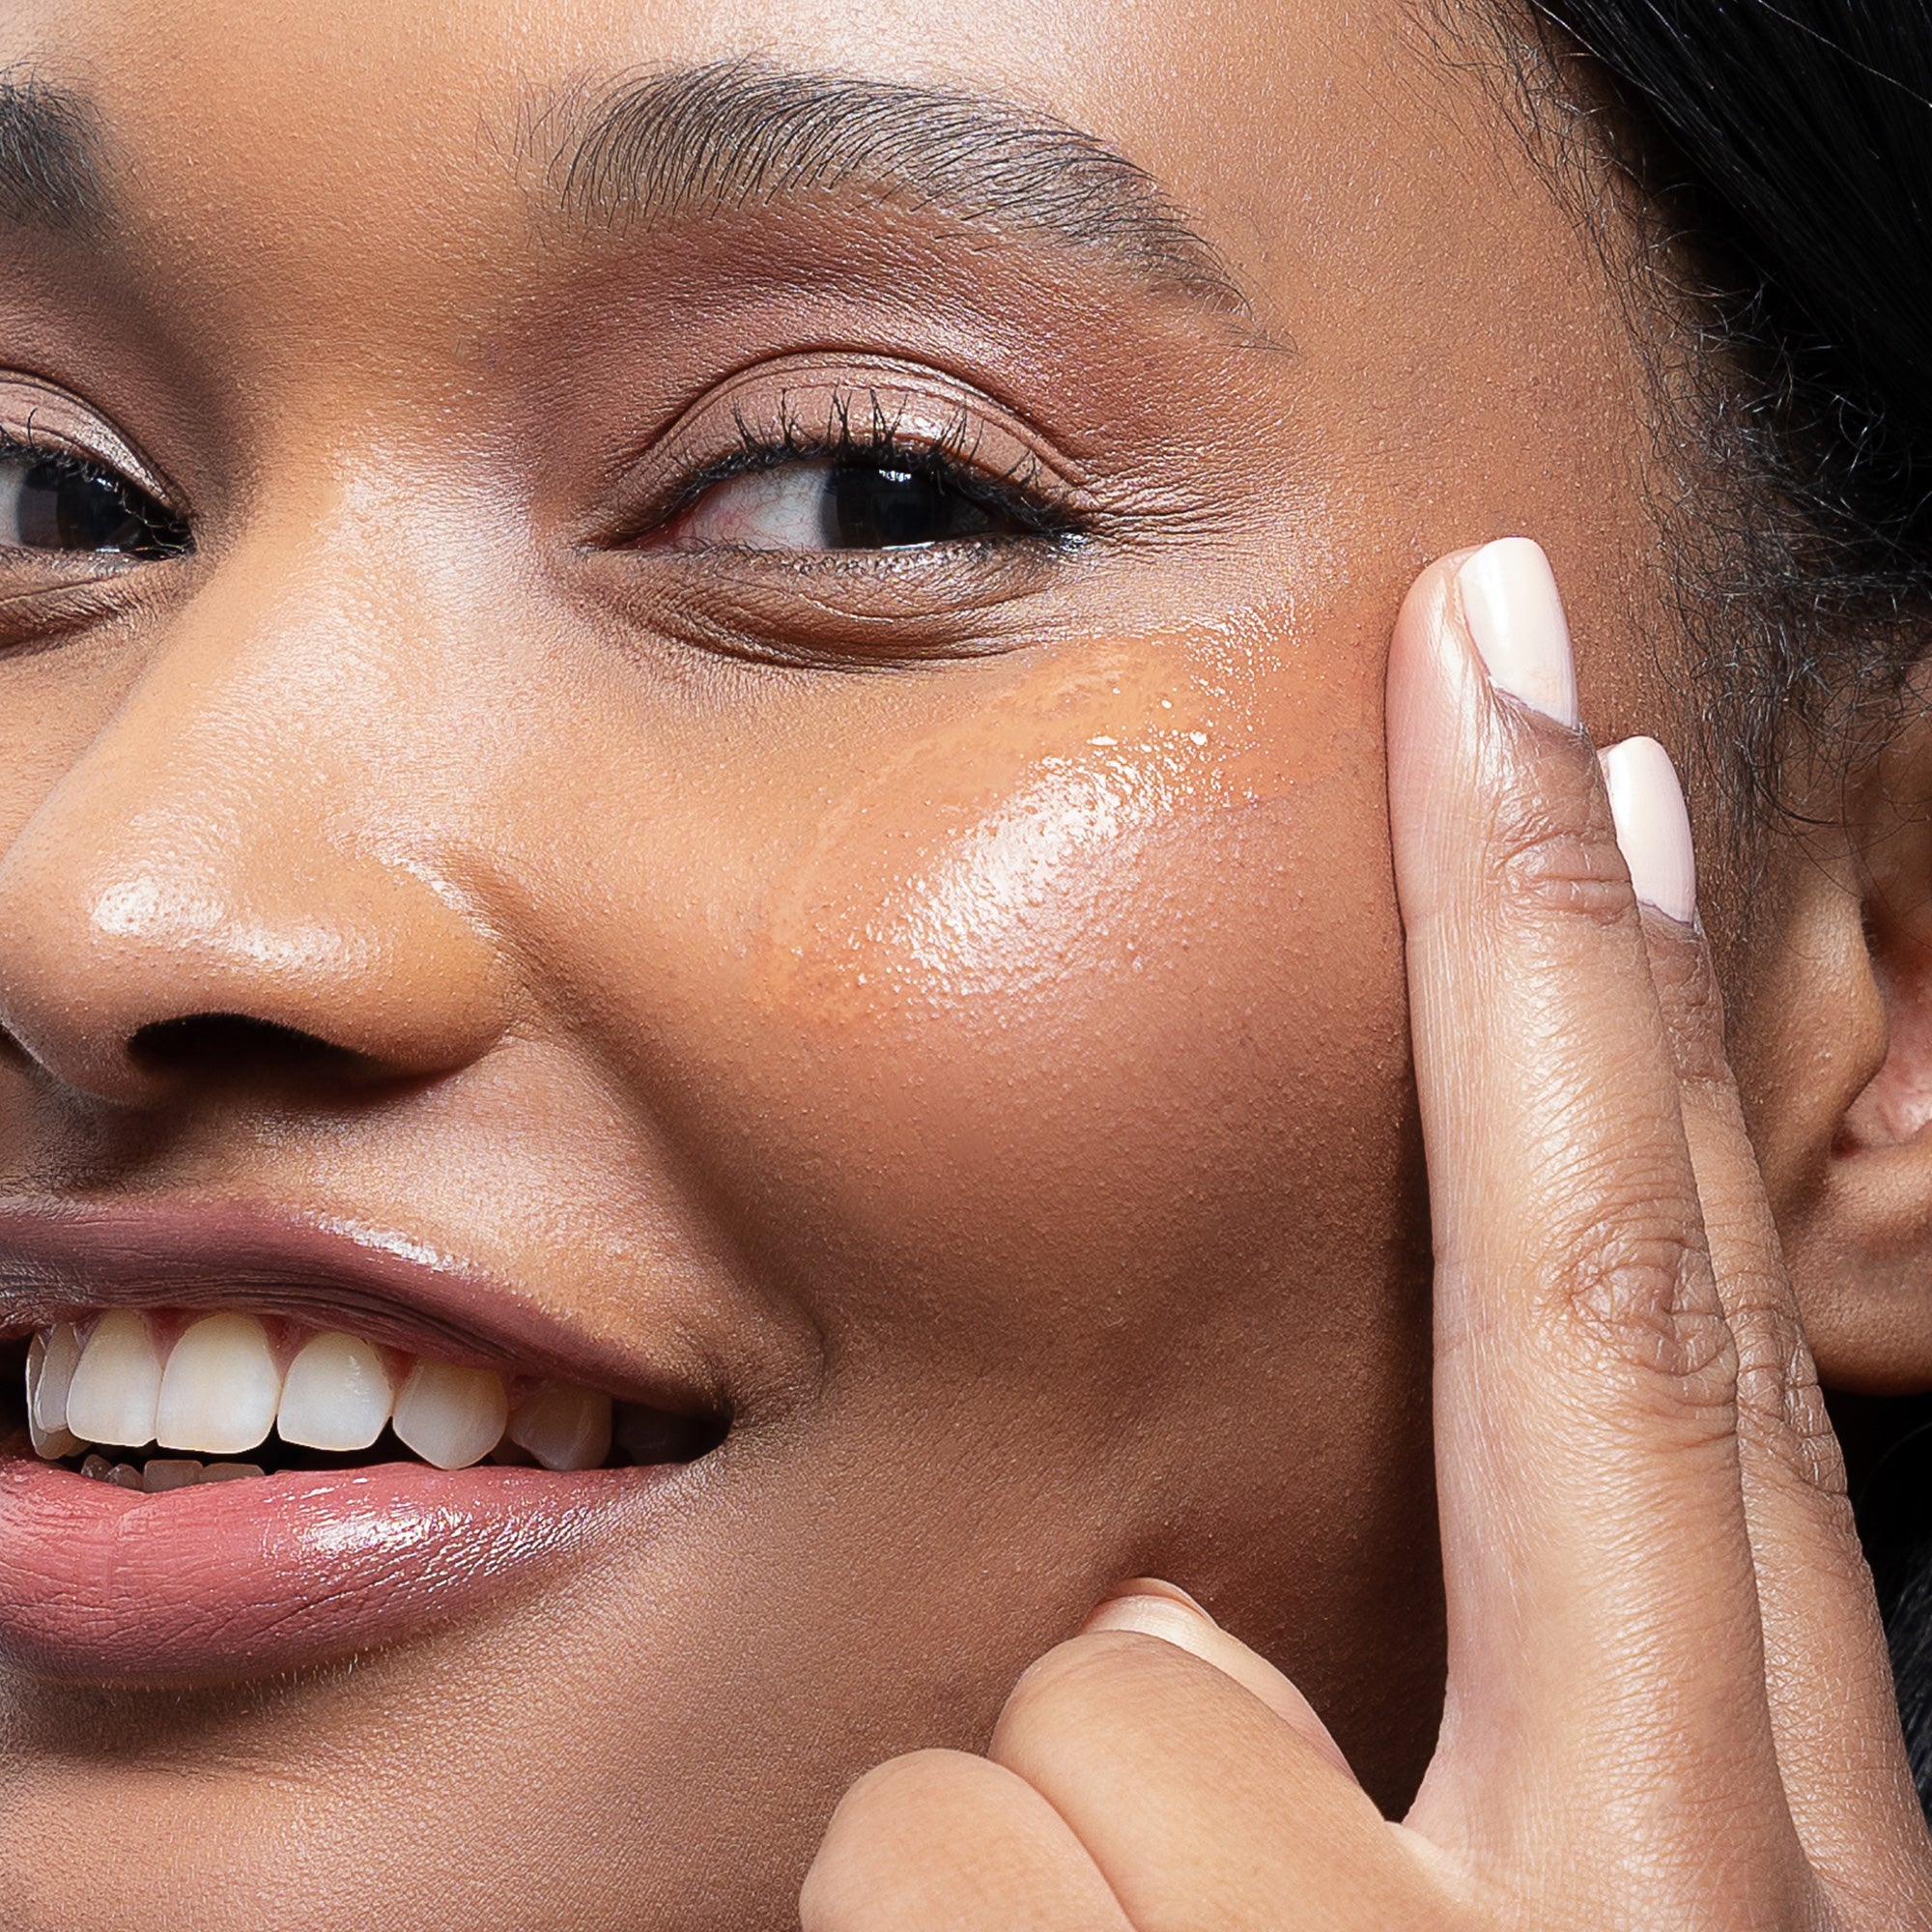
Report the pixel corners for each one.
[0,1451,668,1683]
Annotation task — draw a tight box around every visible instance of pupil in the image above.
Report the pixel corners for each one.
[824,465,994,550]
[14,457,182,558]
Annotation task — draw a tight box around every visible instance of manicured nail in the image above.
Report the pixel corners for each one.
[1600,736,1696,924]
[1457,537,1580,728]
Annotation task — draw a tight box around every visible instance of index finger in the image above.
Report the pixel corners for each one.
[1388,541,1804,1906]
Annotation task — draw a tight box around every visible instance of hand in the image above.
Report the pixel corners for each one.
[799,540,1932,1929]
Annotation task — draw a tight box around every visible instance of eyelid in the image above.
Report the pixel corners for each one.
[0,375,178,507]
[604,354,1092,541]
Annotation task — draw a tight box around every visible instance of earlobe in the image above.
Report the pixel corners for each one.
[1751,695,1932,1394]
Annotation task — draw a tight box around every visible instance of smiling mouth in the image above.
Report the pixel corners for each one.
[0,1200,737,1683]
[1,1308,721,1492]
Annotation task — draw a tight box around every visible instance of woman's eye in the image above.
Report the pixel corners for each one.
[0,448,190,561]
[676,458,1016,552]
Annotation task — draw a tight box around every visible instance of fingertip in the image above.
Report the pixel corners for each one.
[1082,1580,1221,1652]
[1083,1581,1359,1784]
[1386,550,1482,795]
[1089,1575,1213,1619]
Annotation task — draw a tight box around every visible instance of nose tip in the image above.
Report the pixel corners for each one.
[0,838,515,1110]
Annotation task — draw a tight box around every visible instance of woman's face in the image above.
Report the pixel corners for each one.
[0,1,1710,1924]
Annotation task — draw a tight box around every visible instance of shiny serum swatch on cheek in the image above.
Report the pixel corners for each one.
[756,638,1274,1016]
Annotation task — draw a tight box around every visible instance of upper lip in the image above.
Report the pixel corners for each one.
[0,1196,724,1418]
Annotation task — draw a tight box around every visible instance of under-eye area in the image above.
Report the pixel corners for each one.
[0,1312,723,1489]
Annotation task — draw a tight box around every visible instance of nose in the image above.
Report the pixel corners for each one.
[0,587,513,1110]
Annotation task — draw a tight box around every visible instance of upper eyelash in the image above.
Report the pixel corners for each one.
[0,428,88,474]
[0,429,155,501]
[656,387,1085,540]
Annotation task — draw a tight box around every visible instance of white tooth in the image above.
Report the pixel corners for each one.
[276,1331,393,1452]
[33,1322,82,1435]
[508,1382,612,1472]
[25,1337,84,1459]
[65,1310,162,1448]
[156,1314,282,1456]
[142,1458,203,1492]
[391,1360,508,1470]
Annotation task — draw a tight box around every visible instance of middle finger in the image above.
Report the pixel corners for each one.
[1389,541,1803,1906]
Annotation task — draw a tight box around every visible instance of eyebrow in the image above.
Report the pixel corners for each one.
[556,60,1245,314]
[0,72,104,230]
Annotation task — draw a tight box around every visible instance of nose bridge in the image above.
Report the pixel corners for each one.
[0,520,516,1103]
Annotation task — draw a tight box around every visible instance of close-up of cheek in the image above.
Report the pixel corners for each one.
[677,604,1421,1464]
[21,0,1932,1918]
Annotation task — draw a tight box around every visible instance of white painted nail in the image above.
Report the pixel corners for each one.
[156,1313,283,1456]
[391,1361,509,1470]
[1457,537,1580,728]
[1601,735,1696,924]
[65,1310,162,1449]
[277,1331,393,1452]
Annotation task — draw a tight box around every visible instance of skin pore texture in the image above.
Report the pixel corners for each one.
[0,1,1912,1927]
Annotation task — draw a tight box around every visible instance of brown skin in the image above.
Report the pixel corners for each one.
[0,1,1923,1928]
[801,551,1932,1927]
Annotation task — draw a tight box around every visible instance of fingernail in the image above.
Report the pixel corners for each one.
[1457,537,1580,728]
[1084,1581,1221,1659]
[1094,1577,1213,1618]
[1600,736,1696,923]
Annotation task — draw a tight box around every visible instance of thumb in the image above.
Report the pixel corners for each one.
[1083,1578,1359,1784]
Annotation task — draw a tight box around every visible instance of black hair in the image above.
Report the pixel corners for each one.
[1508,0,1932,1817]
[1468,0,1932,838]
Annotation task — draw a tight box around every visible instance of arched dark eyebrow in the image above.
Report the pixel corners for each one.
[557,60,1246,315]
[0,73,103,231]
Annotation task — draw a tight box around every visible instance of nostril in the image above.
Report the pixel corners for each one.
[128,1013,377,1086]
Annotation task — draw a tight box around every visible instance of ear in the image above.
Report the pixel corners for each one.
[1744,669,1932,1395]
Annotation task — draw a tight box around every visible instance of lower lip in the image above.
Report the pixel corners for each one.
[0,1451,658,1683]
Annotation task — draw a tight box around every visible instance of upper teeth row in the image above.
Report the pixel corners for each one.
[25,1311,613,1472]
